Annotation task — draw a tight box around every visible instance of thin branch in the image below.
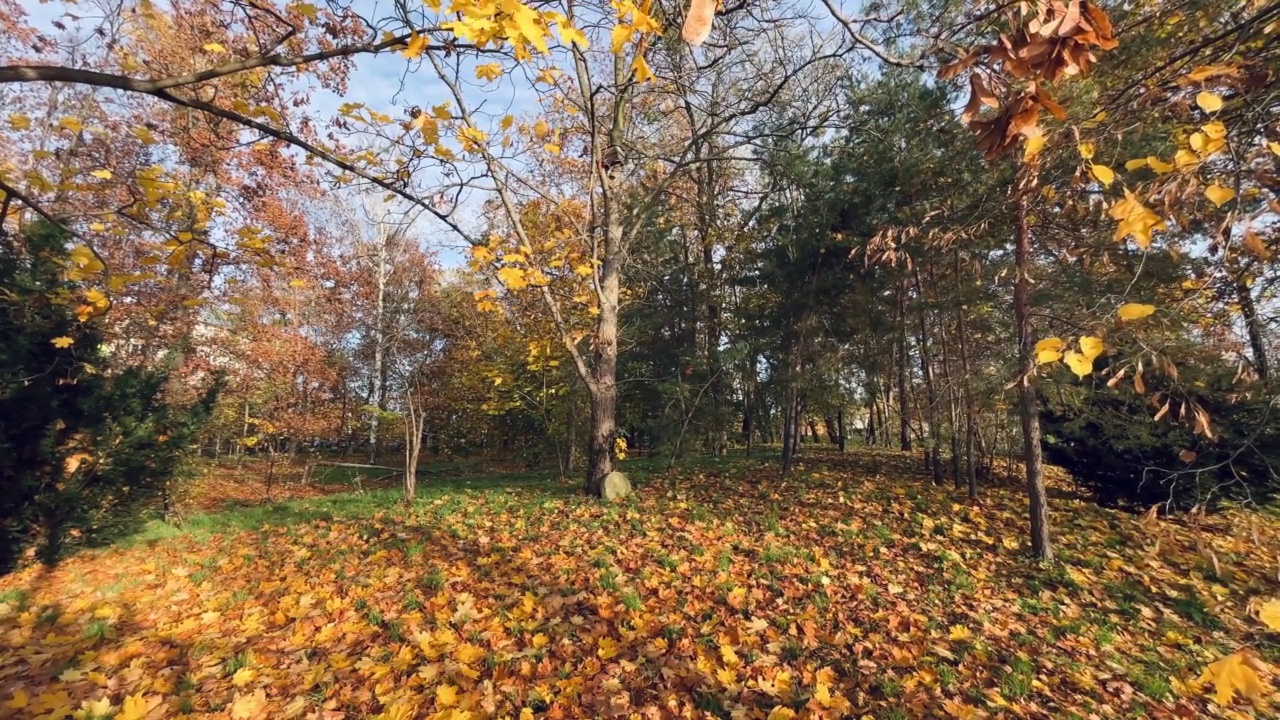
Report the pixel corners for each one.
[1,65,477,242]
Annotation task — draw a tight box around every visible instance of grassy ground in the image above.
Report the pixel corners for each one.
[1,448,1277,719]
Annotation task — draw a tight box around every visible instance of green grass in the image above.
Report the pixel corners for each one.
[124,469,579,547]
[119,450,754,552]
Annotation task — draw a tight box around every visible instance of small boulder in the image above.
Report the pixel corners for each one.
[602,471,632,501]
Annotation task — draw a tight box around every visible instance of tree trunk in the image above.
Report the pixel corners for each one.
[913,267,943,486]
[370,228,389,464]
[403,388,422,503]
[781,330,804,475]
[881,384,892,448]
[897,277,912,452]
[865,396,877,445]
[954,248,979,500]
[934,310,962,487]
[781,386,798,475]
[564,412,578,476]
[1013,183,1052,562]
[836,408,846,452]
[1236,273,1269,385]
[586,380,617,496]
[585,209,622,496]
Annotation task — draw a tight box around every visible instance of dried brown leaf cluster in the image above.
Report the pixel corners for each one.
[939,0,1118,159]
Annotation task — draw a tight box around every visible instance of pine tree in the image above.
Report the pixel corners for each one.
[0,221,221,572]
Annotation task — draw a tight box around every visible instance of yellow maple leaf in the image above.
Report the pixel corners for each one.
[1108,190,1166,249]
[81,696,114,717]
[475,63,503,82]
[471,245,496,264]
[8,113,31,130]
[1117,303,1155,321]
[455,643,485,664]
[1078,142,1095,159]
[435,684,459,707]
[84,288,108,307]
[1197,650,1269,706]
[632,55,655,83]
[402,32,428,59]
[497,266,528,291]
[1258,598,1280,632]
[232,666,256,687]
[942,698,982,719]
[203,42,226,53]
[500,0,548,53]
[60,116,84,132]
[597,635,619,659]
[458,126,488,152]
[230,688,268,719]
[50,336,75,349]
[118,693,159,720]
[766,707,797,720]
[557,22,588,49]
[6,689,28,709]
[374,699,418,720]
[611,23,633,54]
[948,625,972,642]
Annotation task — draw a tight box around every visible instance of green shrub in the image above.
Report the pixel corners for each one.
[1040,370,1278,510]
[0,222,220,572]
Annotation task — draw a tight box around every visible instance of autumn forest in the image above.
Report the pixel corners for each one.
[1,0,1279,718]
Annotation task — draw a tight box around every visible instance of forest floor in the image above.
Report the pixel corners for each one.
[1,448,1278,720]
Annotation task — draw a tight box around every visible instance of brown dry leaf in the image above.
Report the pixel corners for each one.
[1242,228,1272,261]
[681,0,716,45]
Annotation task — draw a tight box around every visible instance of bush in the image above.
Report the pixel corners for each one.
[1040,374,1279,511]
[0,221,220,572]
